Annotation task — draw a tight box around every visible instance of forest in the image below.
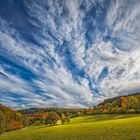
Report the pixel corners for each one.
[85,93,140,115]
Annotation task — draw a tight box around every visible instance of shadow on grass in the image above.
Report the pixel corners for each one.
[30,124,61,130]
[30,126,47,130]
[74,114,140,123]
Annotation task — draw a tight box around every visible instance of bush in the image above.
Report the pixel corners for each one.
[127,109,136,113]
[60,113,66,124]
[45,112,60,125]
[116,108,126,114]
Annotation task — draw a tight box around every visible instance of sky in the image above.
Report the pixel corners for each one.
[0,0,140,109]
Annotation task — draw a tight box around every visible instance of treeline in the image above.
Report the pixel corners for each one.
[26,111,71,125]
[0,104,30,134]
[20,108,84,117]
[85,93,140,115]
[0,104,71,134]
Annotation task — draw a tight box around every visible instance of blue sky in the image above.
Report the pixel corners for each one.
[0,0,140,109]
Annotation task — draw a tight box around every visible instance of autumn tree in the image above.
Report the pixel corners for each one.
[60,113,66,124]
[121,97,128,109]
[136,96,140,113]
[45,112,60,125]
[127,96,138,110]
[0,111,6,133]
[21,115,31,127]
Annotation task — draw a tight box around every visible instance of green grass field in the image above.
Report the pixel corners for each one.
[0,114,140,140]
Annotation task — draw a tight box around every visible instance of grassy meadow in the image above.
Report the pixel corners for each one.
[0,114,140,140]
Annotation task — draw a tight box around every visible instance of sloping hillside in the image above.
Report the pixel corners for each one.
[0,114,140,140]
[0,104,23,133]
[95,93,140,114]
[99,93,140,105]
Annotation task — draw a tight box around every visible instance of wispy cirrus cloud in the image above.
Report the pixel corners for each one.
[0,0,140,109]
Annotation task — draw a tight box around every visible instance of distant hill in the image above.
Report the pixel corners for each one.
[84,93,140,115]
[93,93,140,114]
[19,107,85,117]
[98,93,140,106]
[19,93,140,116]
[0,104,20,114]
[0,104,23,133]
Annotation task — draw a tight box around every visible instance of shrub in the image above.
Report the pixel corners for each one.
[45,112,60,125]
[127,109,136,113]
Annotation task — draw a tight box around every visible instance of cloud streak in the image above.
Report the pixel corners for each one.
[0,0,140,109]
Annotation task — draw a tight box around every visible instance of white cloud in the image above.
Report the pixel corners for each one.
[0,0,140,109]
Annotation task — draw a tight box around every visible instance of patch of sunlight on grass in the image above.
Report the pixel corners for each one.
[0,114,140,140]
